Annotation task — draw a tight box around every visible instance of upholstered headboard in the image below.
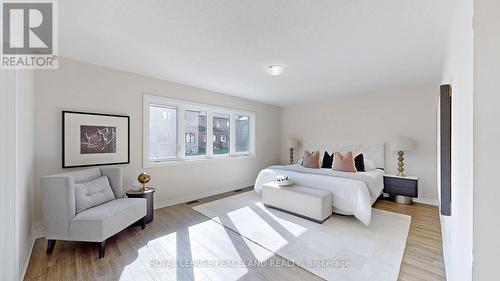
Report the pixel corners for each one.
[302,142,385,169]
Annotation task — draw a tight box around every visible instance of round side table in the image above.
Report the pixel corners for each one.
[126,188,155,224]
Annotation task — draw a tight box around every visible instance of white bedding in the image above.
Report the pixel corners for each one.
[254,165,384,225]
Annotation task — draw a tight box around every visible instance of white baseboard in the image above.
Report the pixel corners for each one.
[32,227,45,239]
[413,197,439,206]
[19,226,45,281]
[155,182,254,210]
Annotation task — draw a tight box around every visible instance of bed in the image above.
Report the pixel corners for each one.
[254,143,385,225]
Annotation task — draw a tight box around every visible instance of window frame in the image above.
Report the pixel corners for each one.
[183,109,207,158]
[185,133,195,143]
[233,113,251,155]
[143,93,256,167]
[212,110,231,157]
[146,103,179,162]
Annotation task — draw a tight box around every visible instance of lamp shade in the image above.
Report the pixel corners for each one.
[389,137,414,151]
[287,139,299,148]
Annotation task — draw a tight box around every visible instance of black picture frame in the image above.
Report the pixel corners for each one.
[62,110,130,168]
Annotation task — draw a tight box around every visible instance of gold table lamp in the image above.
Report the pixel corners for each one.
[138,172,151,192]
[389,138,414,177]
[287,139,300,165]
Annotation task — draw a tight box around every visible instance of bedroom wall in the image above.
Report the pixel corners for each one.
[32,58,282,229]
[440,0,473,280]
[0,69,36,281]
[15,70,36,281]
[473,0,500,279]
[0,70,17,281]
[281,87,438,204]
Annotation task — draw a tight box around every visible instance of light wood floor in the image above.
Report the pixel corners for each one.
[373,200,446,281]
[24,188,445,281]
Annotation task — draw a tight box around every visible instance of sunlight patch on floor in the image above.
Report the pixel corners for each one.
[225,206,288,251]
[118,232,179,281]
[189,219,250,280]
[252,201,309,236]
[224,204,309,251]
[117,205,308,280]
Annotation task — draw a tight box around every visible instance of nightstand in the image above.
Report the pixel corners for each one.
[383,174,418,205]
[126,188,155,225]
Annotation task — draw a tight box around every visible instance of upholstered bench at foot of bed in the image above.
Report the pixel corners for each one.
[261,182,333,223]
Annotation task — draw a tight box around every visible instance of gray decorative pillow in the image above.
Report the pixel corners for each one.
[75,176,116,213]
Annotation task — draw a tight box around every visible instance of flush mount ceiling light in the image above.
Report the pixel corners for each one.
[266,64,285,76]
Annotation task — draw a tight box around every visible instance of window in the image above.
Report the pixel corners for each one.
[148,105,177,161]
[144,94,255,166]
[185,110,207,156]
[185,133,195,143]
[213,113,230,155]
[235,115,249,153]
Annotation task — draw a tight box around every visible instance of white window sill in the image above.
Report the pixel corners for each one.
[143,154,255,168]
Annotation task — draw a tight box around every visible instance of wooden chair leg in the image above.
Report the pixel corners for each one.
[98,240,106,258]
[46,239,56,255]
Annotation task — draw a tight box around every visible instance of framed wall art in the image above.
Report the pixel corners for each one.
[62,111,130,168]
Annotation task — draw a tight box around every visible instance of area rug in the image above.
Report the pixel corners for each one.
[193,191,411,281]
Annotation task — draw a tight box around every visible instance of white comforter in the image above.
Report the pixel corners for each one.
[254,165,384,225]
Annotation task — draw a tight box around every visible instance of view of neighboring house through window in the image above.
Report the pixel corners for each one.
[144,94,254,165]
[213,112,230,155]
[149,105,177,160]
[185,133,195,143]
[185,110,207,156]
[235,115,249,152]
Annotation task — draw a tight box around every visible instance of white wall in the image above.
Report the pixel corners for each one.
[473,0,500,279]
[33,58,282,227]
[0,70,17,281]
[281,87,438,203]
[0,69,36,281]
[15,70,36,281]
[439,0,474,280]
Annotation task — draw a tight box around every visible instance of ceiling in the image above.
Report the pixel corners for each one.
[59,0,453,106]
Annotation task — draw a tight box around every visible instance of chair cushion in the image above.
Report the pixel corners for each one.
[69,198,147,242]
[75,176,116,213]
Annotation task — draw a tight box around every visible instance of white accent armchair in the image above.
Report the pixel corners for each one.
[41,167,147,258]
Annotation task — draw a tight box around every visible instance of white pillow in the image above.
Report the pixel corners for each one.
[364,159,376,171]
[75,176,116,213]
[297,157,304,165]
